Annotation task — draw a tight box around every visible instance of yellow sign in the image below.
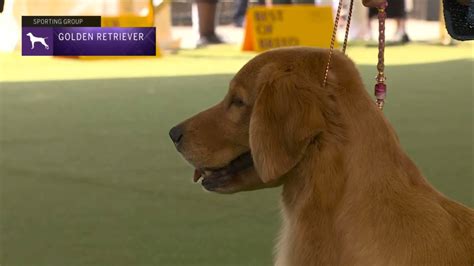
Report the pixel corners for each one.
[79,1,161,59]
[101,15,154,28]
[243,5,336,52]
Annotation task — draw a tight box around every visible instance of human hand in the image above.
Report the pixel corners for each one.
[362,0,387,8]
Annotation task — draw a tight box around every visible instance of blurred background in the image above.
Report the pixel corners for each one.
[0,0,472,266]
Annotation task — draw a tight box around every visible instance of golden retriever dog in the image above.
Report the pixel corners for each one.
[169,47,474,265]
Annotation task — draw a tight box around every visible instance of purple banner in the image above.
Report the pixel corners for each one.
[22,27,156,56]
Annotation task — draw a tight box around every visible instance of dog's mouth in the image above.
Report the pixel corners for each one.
[193,151,253,182]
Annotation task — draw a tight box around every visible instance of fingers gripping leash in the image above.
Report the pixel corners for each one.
[323,0,388,110]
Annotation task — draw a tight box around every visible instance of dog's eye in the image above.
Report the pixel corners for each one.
[231,97,245,107]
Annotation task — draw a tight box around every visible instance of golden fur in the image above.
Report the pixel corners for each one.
[171,47,474,265]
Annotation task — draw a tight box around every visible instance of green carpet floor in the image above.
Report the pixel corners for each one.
[0,55,472,265]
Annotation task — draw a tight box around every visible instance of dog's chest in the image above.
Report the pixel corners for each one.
[275,206,342,266]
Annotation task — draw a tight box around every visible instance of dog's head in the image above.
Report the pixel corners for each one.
[170,48,341,193]
[26,32,33,37]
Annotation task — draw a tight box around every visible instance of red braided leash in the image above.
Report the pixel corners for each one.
[374,2,388,109]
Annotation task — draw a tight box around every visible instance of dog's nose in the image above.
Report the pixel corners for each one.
[169,125,184,145]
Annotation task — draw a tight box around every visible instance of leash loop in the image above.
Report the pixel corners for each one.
[323,0,388,110]
[323,0,346,87]
[342,0,355,54]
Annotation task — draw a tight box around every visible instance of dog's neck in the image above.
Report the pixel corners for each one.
[279,136,347,264]
[282,90,429,208]
[278,91,432,263]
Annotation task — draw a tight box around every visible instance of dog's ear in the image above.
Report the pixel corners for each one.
[250,64,327,183]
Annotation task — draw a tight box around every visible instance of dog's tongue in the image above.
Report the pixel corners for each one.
[193,169,202,182]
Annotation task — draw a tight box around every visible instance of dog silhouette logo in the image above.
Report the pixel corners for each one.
[26,32,49,50]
